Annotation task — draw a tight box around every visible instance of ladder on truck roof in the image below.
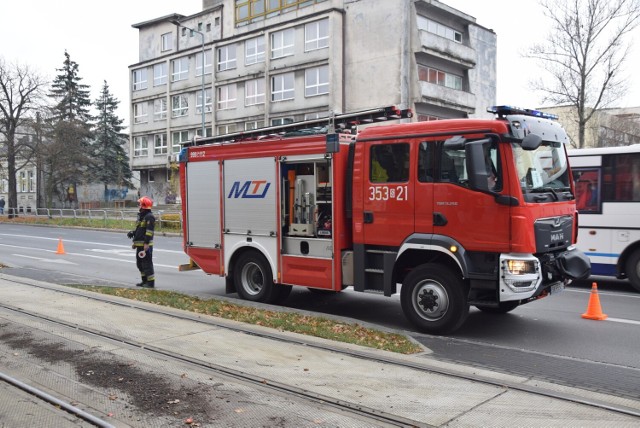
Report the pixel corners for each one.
[185,106,413,147]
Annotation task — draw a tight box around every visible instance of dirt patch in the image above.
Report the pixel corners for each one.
[0,329,217,423]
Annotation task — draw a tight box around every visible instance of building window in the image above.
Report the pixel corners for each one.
[148,170,155,182]
[196,50,213,76]
[196,88,213,113]
[245,36,265,65]
[305,65,329,97]
[132,68,147,91]
[172,130,191,153]
[28,170,35,192]
[154,134,168,155]
[271,117,294,126]
[134,136,149,157]
[153,63,167,86]
[236,0,325,24]
[19,171,26,192]
[418,65,463,90]
[417,114,442,121]
[245,120,264,130]
[271,28,295,59]
[304,111,329,120]
[271,72,294,101]
[195,127,213,138]
[172,94,189,117]
[417,16,462,43]
[171,57,189,81]
[217,84,237,110]
[133,102,148,124]
[217,123,237,135]
[305,19,328,51]
[217,44,237,71]
[161,32,173,51]
[245,78,265,106]
[206,23,212,32]
[154,98,167,121]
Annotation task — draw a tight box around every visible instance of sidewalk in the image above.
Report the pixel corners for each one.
[0,274,638,427]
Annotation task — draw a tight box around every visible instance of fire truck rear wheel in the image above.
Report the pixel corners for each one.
[234,251,279,303]
[400,264,469,335]
[625,250,640,292]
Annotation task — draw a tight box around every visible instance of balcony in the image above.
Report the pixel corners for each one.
[418,31,475,68]
[419,81,476,114]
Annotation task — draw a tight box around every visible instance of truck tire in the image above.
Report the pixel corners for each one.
[475,301,520,314]
[625,250,640,292]
[234,251,279,303]
[400,264,469,335]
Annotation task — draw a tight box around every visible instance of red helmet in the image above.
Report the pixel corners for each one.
[138,196,153,209]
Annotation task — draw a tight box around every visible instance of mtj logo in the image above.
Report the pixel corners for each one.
[228,180,271,198]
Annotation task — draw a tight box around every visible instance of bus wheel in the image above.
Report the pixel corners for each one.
[400,264,469,335]
[475,301,520,314]
[234,251,276,303]
[625,250,640,292]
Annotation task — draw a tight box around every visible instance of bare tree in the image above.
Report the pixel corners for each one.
[0,58,46,217]
[528,0,640,148]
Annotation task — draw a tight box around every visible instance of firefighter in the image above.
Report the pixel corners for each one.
[127,196,156,288]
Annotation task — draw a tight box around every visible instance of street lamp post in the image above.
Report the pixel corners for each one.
[171,20,206,138]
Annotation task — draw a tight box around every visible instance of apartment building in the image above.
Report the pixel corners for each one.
[543,105,640,148]
[129,0,497,203]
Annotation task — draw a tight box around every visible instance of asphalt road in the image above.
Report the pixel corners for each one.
[1,224,639,399]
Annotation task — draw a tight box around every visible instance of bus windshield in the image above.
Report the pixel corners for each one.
[512,142,571,193]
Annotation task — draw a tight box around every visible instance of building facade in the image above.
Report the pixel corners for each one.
[542,105,640,148]
[128,0,497,203]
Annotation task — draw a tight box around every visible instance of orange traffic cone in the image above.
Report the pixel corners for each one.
[56,238,66,255]
[581,282,607,320]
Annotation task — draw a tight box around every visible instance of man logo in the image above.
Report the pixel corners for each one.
[228,180,271,199]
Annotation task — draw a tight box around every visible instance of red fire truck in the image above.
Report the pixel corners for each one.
[178,106,590,334]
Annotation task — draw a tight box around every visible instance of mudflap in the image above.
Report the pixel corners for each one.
[556,248,591,280]
[225,275,236,294]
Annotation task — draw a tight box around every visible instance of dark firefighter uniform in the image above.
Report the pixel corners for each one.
[129,205,155,288]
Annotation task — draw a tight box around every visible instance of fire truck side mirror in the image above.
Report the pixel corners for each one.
[466,140,490,192]
[326,133,339,153]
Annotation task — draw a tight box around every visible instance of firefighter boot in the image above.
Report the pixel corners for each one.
[136,277,147,287]
[141,280,155,289]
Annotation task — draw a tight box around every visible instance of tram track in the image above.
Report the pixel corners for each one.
[0,369,113,427]
[0,276,639,426]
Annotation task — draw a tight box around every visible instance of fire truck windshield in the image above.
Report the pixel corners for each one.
[512,142,572,196]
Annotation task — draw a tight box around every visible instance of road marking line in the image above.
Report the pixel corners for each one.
[606,317,640,325]
[12,254,76,265]
[0,233,184,253]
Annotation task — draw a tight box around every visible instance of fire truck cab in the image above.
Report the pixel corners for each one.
[179,106,590,335]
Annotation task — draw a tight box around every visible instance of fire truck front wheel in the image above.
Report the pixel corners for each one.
[400,264,469,335]
[234,251,287,303]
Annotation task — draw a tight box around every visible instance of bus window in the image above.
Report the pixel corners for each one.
[574,168,600,213]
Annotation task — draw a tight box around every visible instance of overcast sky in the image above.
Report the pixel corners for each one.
[2,0,639,130]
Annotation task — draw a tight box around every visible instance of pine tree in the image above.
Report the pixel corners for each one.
[92,80,133,200]
[43,50,93,207]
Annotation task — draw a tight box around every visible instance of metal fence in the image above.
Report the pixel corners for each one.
[2,206,183,232]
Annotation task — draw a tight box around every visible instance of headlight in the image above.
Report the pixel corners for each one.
[502,256,541,292]
[505,259,537,275]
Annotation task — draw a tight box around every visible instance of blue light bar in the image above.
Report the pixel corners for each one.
[487,105,558,120]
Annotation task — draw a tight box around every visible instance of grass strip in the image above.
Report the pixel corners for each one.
[69,285,423,355]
